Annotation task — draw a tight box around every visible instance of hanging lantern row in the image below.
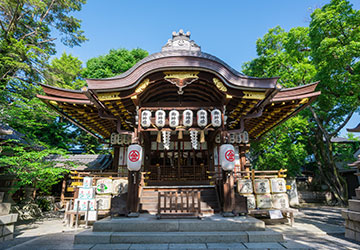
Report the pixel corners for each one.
[141,110,152,128]
[215,131,249,144]
[155,110,166,128]
[110,133,132,145]
[141,109,222,129]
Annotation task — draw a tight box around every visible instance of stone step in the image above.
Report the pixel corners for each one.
[345,227,360,241]
[93,215,264,232]
[349,199,360,212]
[75,229,283,244]
[342,209,360,222]
[345,219,360,232]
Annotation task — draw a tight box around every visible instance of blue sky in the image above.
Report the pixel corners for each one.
[54,0,359,136]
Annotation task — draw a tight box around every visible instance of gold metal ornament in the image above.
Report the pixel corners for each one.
[212,78,227,92]
[164,71,199,94]
[97,92,121,101]
[135,78,151,94]
[242,91,266,100]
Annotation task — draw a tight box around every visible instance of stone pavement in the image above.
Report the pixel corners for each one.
[0,206,359,250]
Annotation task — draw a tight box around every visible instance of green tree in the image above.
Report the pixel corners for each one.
[42,48,149,153]
[82,48,148,79]
[0,142,71,194]
[79,48,148,152]
[243,0,360,205]
[250,116,310,177]
[45,52,86,89]
[0,0,87,89]
[0,0,87,147]
[0,0,87,195]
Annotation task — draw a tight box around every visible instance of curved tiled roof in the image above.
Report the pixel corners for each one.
[86,50,279,91]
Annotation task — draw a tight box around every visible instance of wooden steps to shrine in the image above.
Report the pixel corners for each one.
[139,185,220,214]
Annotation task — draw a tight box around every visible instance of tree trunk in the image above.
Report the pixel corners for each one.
[309,129,348,205]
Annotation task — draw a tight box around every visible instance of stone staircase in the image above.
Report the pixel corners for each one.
[342,187,360,241]
[139,185,221,215]
[74,214,284,244]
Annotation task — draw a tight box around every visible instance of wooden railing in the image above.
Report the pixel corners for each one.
[235,169,287,180]
[157,190,201,219]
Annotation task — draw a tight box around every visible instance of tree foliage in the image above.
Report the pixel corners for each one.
[243,0,360,204]
[0,142,71,194]
[0,0,87,89]
[44,52,86,89]
[250,116,310,177]
[82,48,148,79]
[0,0,87,195]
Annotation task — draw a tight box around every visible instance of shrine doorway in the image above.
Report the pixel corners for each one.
[144,131,212,186]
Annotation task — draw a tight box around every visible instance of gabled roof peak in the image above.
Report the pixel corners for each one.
[162,29,201,52]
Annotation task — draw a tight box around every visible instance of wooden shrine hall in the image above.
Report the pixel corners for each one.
[38,30,320,217]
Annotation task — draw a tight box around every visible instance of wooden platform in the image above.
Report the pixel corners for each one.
[248,208,298,227]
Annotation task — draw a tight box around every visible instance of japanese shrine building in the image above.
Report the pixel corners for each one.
[38,30,320,215]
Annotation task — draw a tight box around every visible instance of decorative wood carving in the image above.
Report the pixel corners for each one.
[164,71,199,94]
[135,78,150,94]
[97,92,121,101]
[242,91,266,100]
[213,78,227,92]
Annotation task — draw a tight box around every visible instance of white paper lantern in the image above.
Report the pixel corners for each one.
[241,131,249,143]
[122,134,129,145]
[211,109,222,127]
[127,144,143,171]
[219,144,235,171]
[141,110,151,128]
[235,133,242,144]
[117,134,124,145]
[169,110,180,128]
[197,110,207,128]
[155,110,166,128]
[229,133,236,144]
[110,133,117,145]
[183,110,193,127]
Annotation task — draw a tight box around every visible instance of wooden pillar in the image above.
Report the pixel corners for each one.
[127,171,141,216]
[239,144,251,177]
[113,146,120,172]
[222,170,235,216]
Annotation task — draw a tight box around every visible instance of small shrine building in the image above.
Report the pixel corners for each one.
[38,30,320,216]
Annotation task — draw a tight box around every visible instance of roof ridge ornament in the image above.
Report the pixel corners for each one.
[162,29,201,52]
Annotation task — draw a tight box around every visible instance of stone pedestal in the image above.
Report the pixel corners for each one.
[0,192,18,241]
[342,188,360,241]
[0,211,18,241]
